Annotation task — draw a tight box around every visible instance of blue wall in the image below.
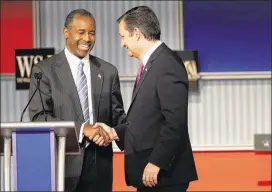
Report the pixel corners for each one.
[183,0,271,72]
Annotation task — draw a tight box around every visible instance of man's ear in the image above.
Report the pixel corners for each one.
[63,27,69,39]
[133,27,141,41]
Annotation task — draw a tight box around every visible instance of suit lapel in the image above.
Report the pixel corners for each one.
[131,62,152,102]
[53,51,84,120]
[89,55,104,122]
[127,43,167,114]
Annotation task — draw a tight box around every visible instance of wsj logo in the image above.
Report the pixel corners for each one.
[15,48,54,90]
[16,55,52,83]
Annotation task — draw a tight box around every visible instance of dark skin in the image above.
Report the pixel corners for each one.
[63,14,110,145]
[83,124,110,144]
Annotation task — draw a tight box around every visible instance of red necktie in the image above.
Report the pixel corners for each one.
[136,63,144,84]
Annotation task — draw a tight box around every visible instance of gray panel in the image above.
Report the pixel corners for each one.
[1,75,29,122]
[254,134,271,151]
[1,76,271,150]
[39,1,180,76]
[187,79,272,150]
[115,79,272,151]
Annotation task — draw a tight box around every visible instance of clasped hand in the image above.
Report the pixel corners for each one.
[83,122,118,146]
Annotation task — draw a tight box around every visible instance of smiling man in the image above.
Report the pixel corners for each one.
[116,6,198,192]
[95,6,198,192]
[28,9,127,192]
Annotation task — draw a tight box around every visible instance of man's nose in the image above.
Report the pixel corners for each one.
[121,40,124,48]
[83,33,90,41]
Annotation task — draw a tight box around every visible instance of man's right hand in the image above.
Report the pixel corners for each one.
[83,124,110,146]
[93,122,119,146]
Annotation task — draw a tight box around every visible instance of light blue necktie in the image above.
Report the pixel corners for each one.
[76,61,90,122]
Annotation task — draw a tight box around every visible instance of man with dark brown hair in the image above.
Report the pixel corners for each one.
[96,6,198,192]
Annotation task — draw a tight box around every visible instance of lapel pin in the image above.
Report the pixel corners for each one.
[98,74,102,78]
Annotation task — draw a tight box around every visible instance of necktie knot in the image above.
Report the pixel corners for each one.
[136,63,144,84]
[78,61,84,70]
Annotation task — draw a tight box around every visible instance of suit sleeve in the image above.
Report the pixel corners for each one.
[148,57,189,171]
[28,64,82,138]
[111,69,127,151]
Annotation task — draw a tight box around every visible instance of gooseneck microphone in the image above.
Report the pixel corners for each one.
[20,72,47,122]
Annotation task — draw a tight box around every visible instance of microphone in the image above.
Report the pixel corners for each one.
[20,72,47,122]
[20,72,40,122]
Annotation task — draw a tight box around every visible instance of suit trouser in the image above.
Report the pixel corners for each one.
[74,143,113,192]
[137,182,189,192]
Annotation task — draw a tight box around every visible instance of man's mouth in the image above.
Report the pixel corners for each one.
[78,44,91,51]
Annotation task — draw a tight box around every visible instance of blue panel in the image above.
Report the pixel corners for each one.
[15,131,52,191]
[183,0,271,72]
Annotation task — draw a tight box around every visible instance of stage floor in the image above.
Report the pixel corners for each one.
[112,151,271,191]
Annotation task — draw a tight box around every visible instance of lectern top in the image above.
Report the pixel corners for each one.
[0,121,75,129]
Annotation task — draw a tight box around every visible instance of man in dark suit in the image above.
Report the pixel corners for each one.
[28,9,127,192]
[95,6,198,192]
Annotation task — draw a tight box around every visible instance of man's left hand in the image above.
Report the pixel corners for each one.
[142,162,160,187]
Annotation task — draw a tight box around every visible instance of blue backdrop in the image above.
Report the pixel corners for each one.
[183,0,271,72]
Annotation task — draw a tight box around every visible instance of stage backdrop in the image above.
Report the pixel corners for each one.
[183,0,271,72]
[0,1,33,74]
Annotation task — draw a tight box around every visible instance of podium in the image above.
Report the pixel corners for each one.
[0,121,79,191]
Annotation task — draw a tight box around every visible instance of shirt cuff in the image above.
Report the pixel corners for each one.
[79,122,90,148]
[112,128,119,141]
[78,122,86,143]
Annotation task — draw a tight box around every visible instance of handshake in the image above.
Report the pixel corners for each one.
[83,122,118,146]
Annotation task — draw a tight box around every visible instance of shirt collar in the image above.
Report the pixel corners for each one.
[64,47,90,67]
[142,41,162,66]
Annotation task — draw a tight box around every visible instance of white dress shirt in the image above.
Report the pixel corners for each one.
[142,41,162,67]
[64,48,93,145]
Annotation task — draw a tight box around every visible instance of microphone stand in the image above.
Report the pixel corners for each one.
[20,73,39,122]
[20,72,48,122]
[37,72,48,121]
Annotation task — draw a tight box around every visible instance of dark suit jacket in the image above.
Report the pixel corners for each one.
[124,43,198,188]
[28,50,127,184]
